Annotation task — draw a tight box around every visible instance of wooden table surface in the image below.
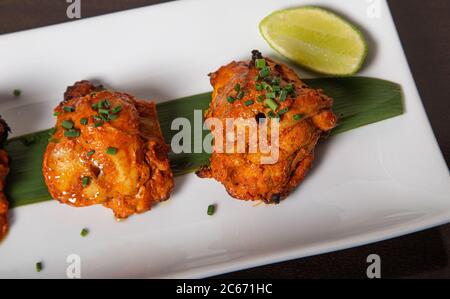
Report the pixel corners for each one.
[0,0,449,279]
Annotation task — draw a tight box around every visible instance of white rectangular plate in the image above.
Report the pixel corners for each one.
[0,0,449,278]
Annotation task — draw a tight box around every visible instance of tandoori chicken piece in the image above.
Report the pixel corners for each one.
[43,81,173,219]
[0,117,10,240]
[197,50,337,203]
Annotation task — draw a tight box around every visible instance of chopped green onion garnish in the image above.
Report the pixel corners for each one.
[278,107,289,116]
[53,111,60,117]
[36,262,43,272]
[244,100,254,106]
[49,127,57,135]
[234,83,241,92]
[48,137,60,143]
[207,204,216,216]
[293,114,303,121]
[254,75,260,81]
[80,118,88,125]
[266,92,275,99]
[91,102,99,110]
[87,150,95,157]
[262,82,272,91]
[255,83,263,91]
[98,108,109,115]
[279,89,288,102]
[61,120,74,130]
[272,77,281,85]
[255,59,266,69]
[112,106,122,114]
[81,176,90,188]
[108,114,118,121]
[227,96,235,103]
[268,111,279,119]
[80,228,89,237]
[13,89,21,97]
[266,98,279,111]
[257,95,264,102]
[103,100,111,108]
[259,66,270,78]
[64,129,80,138]
[106,147,118,155]
[272,85,281,93]
[63,106,75,112]
[94,121,104,128]
[285,83,294,94]
[236,91,245,100]
[99,114,109,122]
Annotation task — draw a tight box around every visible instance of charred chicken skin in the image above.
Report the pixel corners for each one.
[43,81,173,219]
[197,51,336,203]
[0,117,10,240]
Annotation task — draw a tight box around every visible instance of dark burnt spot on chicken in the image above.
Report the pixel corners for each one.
[251,50,263,64]
[64,80,104,102]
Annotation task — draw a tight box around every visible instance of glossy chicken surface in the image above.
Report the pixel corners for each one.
[197,51,336,203]
[0,117,10,240]
[43,81,173,219]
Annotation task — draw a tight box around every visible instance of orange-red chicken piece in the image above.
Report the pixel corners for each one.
[43,81,173,219]
[197,51,336,203]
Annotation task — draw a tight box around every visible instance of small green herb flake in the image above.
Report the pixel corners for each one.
[36,262,43,272]
[234,83,241,92]
[266,92,275,99]
[293,114,303,121]
[87,150,95,157]
[236,91,245,100]
[81,176,90,188]
[98,108,109,115]
[259,66,270,78]
[227,96,235,103]
[91,102,99,110]
[207,204,216,216]
[94,121,104,128]
[80,228,89,237]
[80,118,88,125]
[244,100,254,106]
[13,89,21,97]
[255,59,266,69]
[48,137,60,143]
[112,106,122,114]
[266,98,279,111]
[103,100,111,108]
[106,147,118,155]
[61,120,74,130]
[278,107,289,116]
[257,95,264,102]
[63,106,75,113]
[255,83,263,91]
[108,114,118,121]
[64,129,80,138]
[49,127,57,135]
[279,89,288,102]
[53,111,60,117]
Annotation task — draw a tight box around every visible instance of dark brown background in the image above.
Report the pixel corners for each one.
[0,0,449,279]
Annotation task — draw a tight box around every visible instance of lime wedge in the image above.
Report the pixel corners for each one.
[259,7,368,75]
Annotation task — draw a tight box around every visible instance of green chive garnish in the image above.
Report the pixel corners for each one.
[48,137,60,143]
[268,111,279,119]
[106,147,118,155]
[234,83,241,92]
[227,96,235,103]
[259,66,270,78]
[103,100,111,108]
[266,98,279,111]
[244,100,254,106]
[63,106,75,112]
[266,92,275,99]
[64,129,80,138]
[87,150,95,157]
[61,120,74,130]
[112,106,122,114]
[94,121,104,128]
[285,83,294,94]
[108,114,118,121]
[98,108,109,115]
[207,204,216,216]
[255,59,266,69]
[278,107,289,116]
[81,176,90,188]
[36,262,43,272]
[293,114,303,121]
[53,111,60,117]
[91,102,99,110]
[236,91,245,100]
[279,89,288,102]
[49,127,57,135]
[257,95,264,102]
[80,228,89,237]
[80,118,88,125]
[13,89,21,97]
[254,75,260,81]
